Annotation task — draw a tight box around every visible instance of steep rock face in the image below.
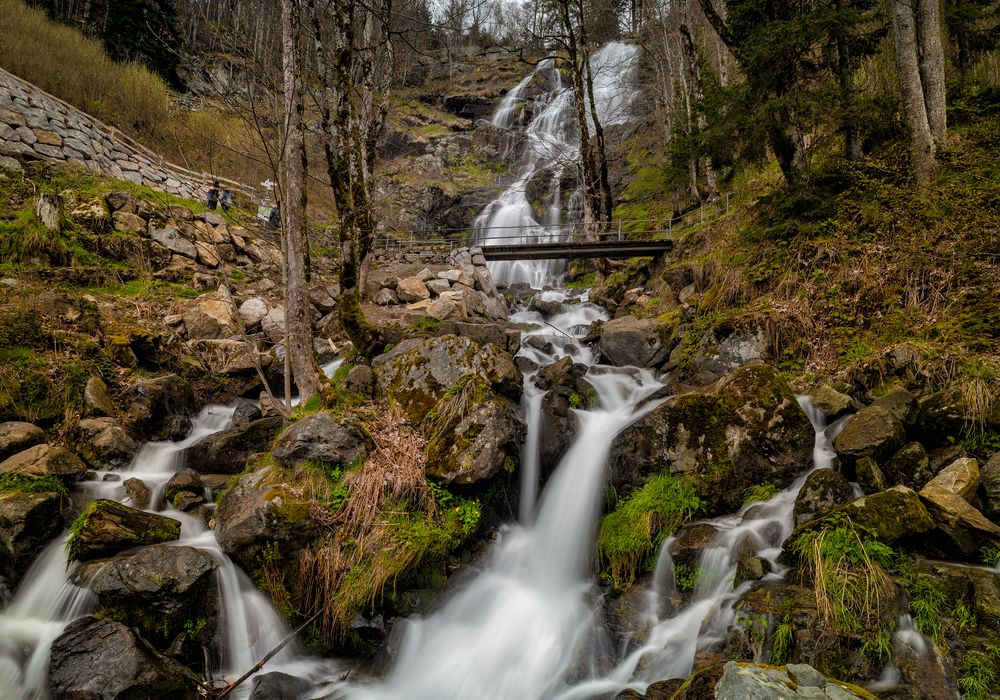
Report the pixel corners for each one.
[123,374,197,441]
[184,416,283,474]
[215,466,314,568]
[66,500,182,562]
[48,616,199,700]
[0,490,68,590]
[71,545,217,650]
[609,365,814,515]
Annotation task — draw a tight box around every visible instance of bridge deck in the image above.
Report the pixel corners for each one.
[481,238,674,261]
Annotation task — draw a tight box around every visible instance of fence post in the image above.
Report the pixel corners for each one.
[618,220,622,241]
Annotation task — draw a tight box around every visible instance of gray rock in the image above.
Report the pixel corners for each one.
[203,210,225,226]
[112,210,146,234]
[872,385,917,424]
[426,295,465,320]
[184,416,283,474]
[250,672,312,700]
[232,398,262,426]
[67,499,182,562]
[345,365,375,396]
[188,338,269,374]
[49,616,198,699]
[808,384,854,420]
[35,192,62,230]
[164,468,204,505]
[792,468,855,527]
[599,316,671,368]
[272,412,372,468]
[884,442,934,490]
[0,421,44,461]
[75,418,140,470]
[528,296,563,318]
[0,444,86,479]
[238,296,269,327]
[150,225,197,259]
[373,287,399,305]
[182,294,241,340]
[0,491,67,590]
[83,376,115,418]
[833,404,905,468]
[71,544,217,648]
[262,306,287,344]
[982,451,1000,521]
[124,374,197,441]
[0,154,22,172]
[426,278,452,296]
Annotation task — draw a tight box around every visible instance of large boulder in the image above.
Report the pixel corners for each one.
[918,386,1000,435]
[373,335,522,422]
[396,276,431,303]
[271,413,371,469]
[182,292,241,340]
[714,661,875,700]
[0,491,68,590]
[66,500,182,562]
[792,469,855,527]
[82,377,115,418]
[832,404,905,469]
[534,357,597,475]
[249,672,312,700]
[0,421,44,461]
[870,386,917,424]
[70,545,217,649]
[49,616,199,699]
[184,416,283,474]
[919,484,1000,557]
[163,468,204,505]
[791,486,935,546]
[609,365,814,515]
[0,444,86,480]
[75,418,140,470]
[807,385,854,420]
[150,224,198,259]
[215,466,314,567]
[261,306,287,344]
[124,374,197,441]
[922,457,979,501]
[599,316,671,368]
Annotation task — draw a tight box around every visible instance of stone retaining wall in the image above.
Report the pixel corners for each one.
[0,68,242,201]
[372,245,487,268]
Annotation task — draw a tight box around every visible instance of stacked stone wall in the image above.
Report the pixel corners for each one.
[0,68,243,201]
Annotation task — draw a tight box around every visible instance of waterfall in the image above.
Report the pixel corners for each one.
[476,43,640,289]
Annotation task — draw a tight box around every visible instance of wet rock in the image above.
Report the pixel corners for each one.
[0,421,44,461]
[82,376,115,418]
[272,413,371,469]
[0,444,86,479]
[922,456,979,501]
[792,469,855,527]
[919,484,1000,557]
[396,276,431,303]
[122,477,151,509]
[0,491,68,590]
[67,499,182,562]
[793,486,934,546]
[883,442,934,491]
[832,405,905,470]
[734,556,771,587]
[185,416,283,474]
[182,291,240,340]
[373,334,522,422]
[529,296,563,318]
[714,661,875,699]
[164,468,204,504]
[345,365,375,396]
[610,365,814,515]
[669,522,722,566]
[75,418,140,470]
[215,466,314,565]
[249,671,312,700]
[855,456,888,493]
[71,545,217,649]
[807,385,854,420]
[231,398,262,426]
[982,451,1000,521]
[599,316,671,368]
[49,616,199,699]
[124,374,197,441]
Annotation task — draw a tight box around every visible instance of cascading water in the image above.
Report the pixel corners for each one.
[476,43,640,289]
[0,403,342,700]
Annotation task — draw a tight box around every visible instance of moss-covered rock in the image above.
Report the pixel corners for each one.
[75,417,140,470]
[184,415,283,474]
[833,404,905,470]
[66,499,181,562]
[609,365,814,515]
[792,468,855,527]
[789,485,934,547]
[883,442,935,491]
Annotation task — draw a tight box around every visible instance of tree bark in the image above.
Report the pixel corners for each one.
[916,0,947,146]
[834,0,863,161]
[889,0,937,182]
[280,0,321,401]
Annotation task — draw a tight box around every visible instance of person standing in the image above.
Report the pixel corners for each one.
[207,181,220,210]
[220,189,234,213]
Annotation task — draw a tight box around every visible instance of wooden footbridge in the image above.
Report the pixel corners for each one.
[372,194,732,261]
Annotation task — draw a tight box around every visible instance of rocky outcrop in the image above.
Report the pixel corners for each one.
[599,316,671,368]
[66,499,182,562]
[609,365,814,515]
[714,661,876,700]
[792,469,855,527]
[48,616,199,700]
[71,545,217,649]
[271,413,371,469]
[75,418,140,470]
[124,374,197,441]
[0,443,86,479]
[82,377,115,418]
[534,357,597,474]
[0,421,44,461]
[184,416,283,474]
[0,490,68,590]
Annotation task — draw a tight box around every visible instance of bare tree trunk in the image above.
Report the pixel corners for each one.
[281,0,321,401]
[916,0,947,146]
[835,0,863,161]
[889,0,937,182]
[679,23,717,195]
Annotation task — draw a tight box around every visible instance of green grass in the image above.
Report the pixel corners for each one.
[743,482,781,505]
[959,648,1000,700]
[0,473,68,497]
[598,474,702,591]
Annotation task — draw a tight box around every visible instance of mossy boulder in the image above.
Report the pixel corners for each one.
[124,374,197,441]
[70,544,217,653]
[599,316,672,368]
[66,499,182,562]
[0,443,87,480]
[75,417,140,470]
[609,365,814,515]
[792,469,855,527]
[918,386,1000,435]
[0,490,68,590]
[49,616,200,700]
[215,465,314,569]
[807,385,854,420]
[271,413,371,470]
[883,442,935,491]
[0,421,44,461]
[832,404,905,470]
[788,486,934,549]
